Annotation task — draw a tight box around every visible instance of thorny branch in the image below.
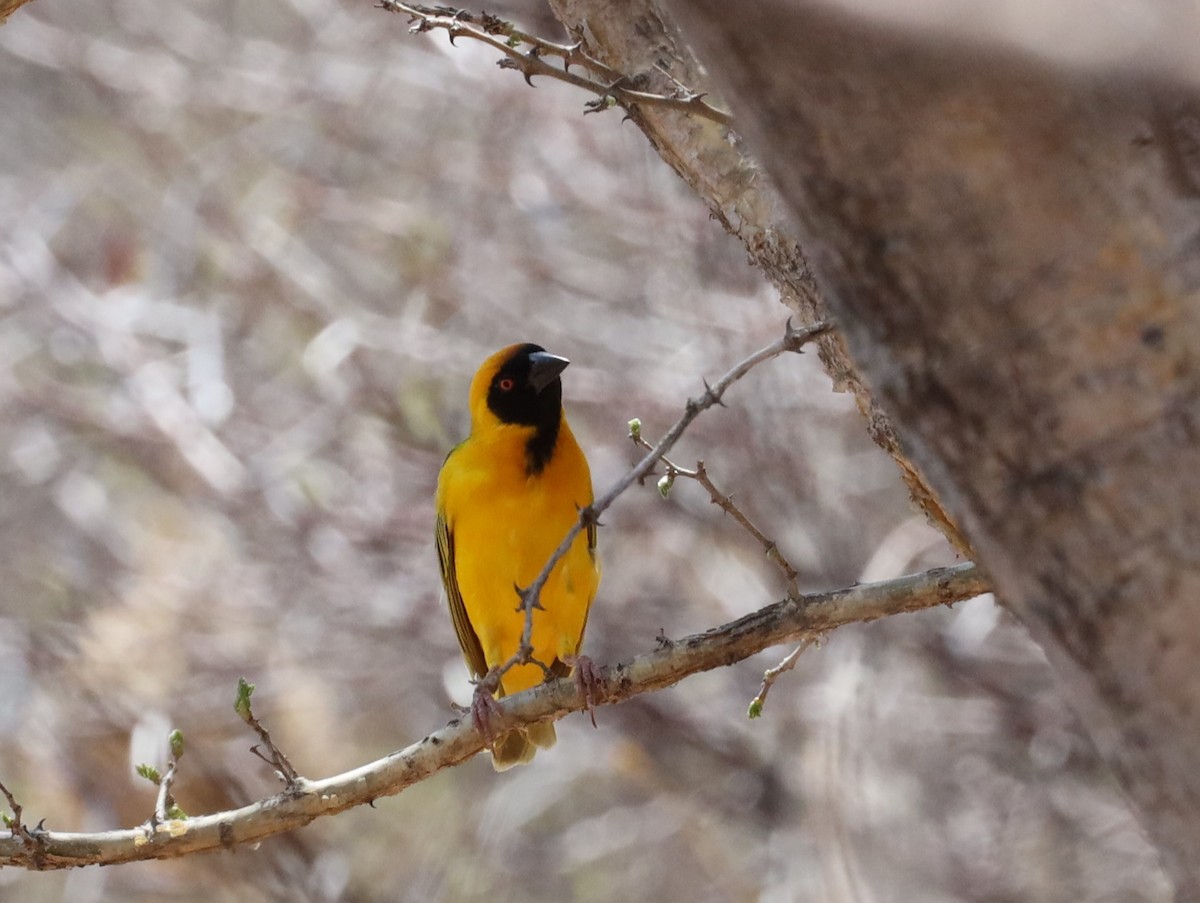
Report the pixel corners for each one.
[0,561,989,870]
[378,2,734,127]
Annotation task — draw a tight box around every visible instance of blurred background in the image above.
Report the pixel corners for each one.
[0,0,1172,900]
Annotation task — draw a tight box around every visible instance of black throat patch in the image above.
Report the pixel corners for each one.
[523,416,560,476]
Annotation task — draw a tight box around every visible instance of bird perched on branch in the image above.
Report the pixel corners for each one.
[436,343,600,770]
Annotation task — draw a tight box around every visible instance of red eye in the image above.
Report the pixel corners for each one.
[497,377,515,391]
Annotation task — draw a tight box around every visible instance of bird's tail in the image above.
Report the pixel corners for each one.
[490,722,556,772]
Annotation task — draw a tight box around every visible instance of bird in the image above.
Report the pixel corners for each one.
[435,342,600,770]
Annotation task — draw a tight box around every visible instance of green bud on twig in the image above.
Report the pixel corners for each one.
[234,678,256,723]
[657,473,674,499]
[169,729,185,761]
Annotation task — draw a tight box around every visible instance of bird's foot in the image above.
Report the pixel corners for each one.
[565,654,604,728]
[470,683,504,745]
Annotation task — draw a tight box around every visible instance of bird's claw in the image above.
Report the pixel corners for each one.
[470,683,504,744]
[566,654,604,728]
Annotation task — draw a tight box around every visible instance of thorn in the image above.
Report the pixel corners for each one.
[579,504,600,528]
[702,378,727,407]
[513,582,545,612]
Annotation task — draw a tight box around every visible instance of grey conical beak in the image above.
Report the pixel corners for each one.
[527,351,570,393]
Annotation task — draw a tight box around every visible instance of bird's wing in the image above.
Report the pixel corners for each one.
[436,511,489,680]
[544,496,600,677]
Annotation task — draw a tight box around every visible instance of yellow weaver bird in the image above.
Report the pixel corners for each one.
[436,343,600,770]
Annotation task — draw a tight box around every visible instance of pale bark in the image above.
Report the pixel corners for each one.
[549,0,1200,892]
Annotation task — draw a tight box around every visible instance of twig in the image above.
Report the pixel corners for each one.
[632,432,801,597]
[0,778,30,846]
[0,561,988,869]
[0,778,22,836]
[152,731,186,825]
[0,777,44,862]
[234,679,301,787]
[747,638,819,718]
[378,2,734,127]
[491,319,830,692]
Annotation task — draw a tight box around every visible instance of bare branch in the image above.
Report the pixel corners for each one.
[378,2,734,127]
[0,560,987,870]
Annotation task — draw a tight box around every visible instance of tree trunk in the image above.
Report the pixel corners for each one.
[552,0,1200,894]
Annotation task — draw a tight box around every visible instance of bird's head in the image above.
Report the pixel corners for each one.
[469,343,570,434]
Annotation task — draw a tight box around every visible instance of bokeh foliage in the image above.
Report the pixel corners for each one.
[0,1,1168,900]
